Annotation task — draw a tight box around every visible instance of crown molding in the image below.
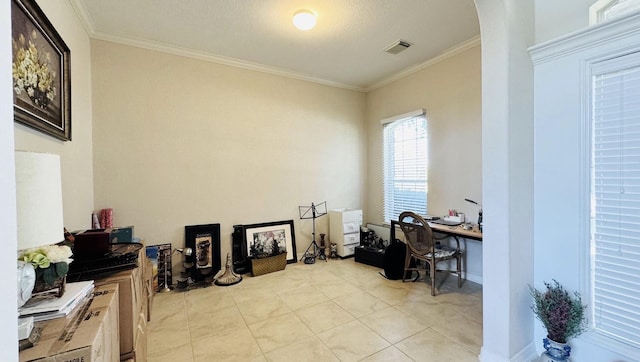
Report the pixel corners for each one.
[69,0,96,37]
[92,31,366,92]
[69,0,479,93]
[365,35,481,92]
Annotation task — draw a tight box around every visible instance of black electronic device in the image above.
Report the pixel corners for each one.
[232,225,248,274]
[73,229,111,258]
[67,243,142,281]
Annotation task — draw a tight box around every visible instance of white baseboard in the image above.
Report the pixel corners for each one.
[478,342,538,362]
[466,272,483,285]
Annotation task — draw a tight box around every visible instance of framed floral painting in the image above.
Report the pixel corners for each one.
[11,0,71,141]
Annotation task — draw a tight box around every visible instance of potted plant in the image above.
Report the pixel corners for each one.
[248,232,287,276]
[18,244,73,298]
[530,280,587,362]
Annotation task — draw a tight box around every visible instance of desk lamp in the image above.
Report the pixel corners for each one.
[16,151,65,302]
[464,198,483,232]
[15,151,65,342]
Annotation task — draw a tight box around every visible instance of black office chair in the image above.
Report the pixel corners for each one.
[397,211,462,296]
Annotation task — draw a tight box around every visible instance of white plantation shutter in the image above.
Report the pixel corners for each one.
[382,110,428,224]
[591,52,640,348]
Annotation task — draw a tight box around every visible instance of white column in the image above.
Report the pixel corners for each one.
[474,1,538,361]
[1,0,19,359]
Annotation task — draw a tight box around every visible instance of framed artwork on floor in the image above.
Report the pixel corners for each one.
[145,243,172,292]
[242,220,297,264]
[185,224,221,282]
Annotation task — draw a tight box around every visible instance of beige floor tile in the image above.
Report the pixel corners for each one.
[434,289,481,307]
[330,262,385,282]
[147,324,192,356]
[147,341,194,362]
[367,282,416,305]
[188,304,246,342]
[236,294,293,324]
[147,307,189,332]
[192,325,263,361]
[248,312,314,353]
[276,283,329,310]
[359,306,428,344]
[184,285,236,313]
[230,284,280,305]
[151,292,185,319]
[393,298,452,328]
[146,258,483,361]
[360,346,414,362]
[263,336,339,362]
[332,290,390,318]
[461,301,483,323]
[395,328,478,362]
[147,309,191,354]
[248,271,308,291]
[317,319,390,362]
[295,300,354,334]
[308,268,344,283]
[311,279,363,299]
[432,314,483,354]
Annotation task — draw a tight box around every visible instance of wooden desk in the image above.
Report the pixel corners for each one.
[390,219,483,242]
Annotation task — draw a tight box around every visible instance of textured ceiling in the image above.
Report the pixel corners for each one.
[71,0,480,91]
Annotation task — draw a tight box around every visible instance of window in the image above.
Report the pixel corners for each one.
[589,0,640,25]
[591,51,640,349]
[382,110,428,223]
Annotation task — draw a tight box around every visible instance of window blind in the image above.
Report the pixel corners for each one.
[383,113,428,224]
[591,53,640,348]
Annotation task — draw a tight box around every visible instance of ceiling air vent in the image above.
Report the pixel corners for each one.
[384,40,412,55]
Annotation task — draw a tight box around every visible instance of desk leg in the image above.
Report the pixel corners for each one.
[390,220,398,242]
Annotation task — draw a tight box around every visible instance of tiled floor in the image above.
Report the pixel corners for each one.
[147,257,482,362]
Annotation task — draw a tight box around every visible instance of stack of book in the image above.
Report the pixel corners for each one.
[19,280,95,322]
[18,280,95,350]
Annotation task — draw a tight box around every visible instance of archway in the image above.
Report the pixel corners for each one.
[473,1,537,360]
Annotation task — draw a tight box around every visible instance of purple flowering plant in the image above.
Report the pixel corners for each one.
[530,280,587,343]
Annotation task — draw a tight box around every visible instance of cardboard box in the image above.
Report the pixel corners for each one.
[20,284,120,362]
[129,308,148,362]
[94,266,143,357]
[133,320,147,362]
[120,305,147,361]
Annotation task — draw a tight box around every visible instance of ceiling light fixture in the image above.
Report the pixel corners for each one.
[293,9,316,31]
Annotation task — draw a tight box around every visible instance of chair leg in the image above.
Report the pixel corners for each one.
[430,262,436,296]
[457,254,462,288]
[402,248,411,282]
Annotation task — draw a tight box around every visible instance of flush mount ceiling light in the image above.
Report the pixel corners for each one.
[293,9,316,31]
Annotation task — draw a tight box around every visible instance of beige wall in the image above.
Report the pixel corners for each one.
[365,45,482,282]
[90,40,367,259]
[366,45,482,224]
[14,1,94,232]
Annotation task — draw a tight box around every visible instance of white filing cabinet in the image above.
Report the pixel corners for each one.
[329,209,363,257]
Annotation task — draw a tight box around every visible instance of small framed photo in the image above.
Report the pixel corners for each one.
[11,0,71,141]
[145,243,172,292]
[185,224,221,282]
[243,220,297,264]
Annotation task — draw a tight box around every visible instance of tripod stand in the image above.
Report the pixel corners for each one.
[299,201,327,264]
